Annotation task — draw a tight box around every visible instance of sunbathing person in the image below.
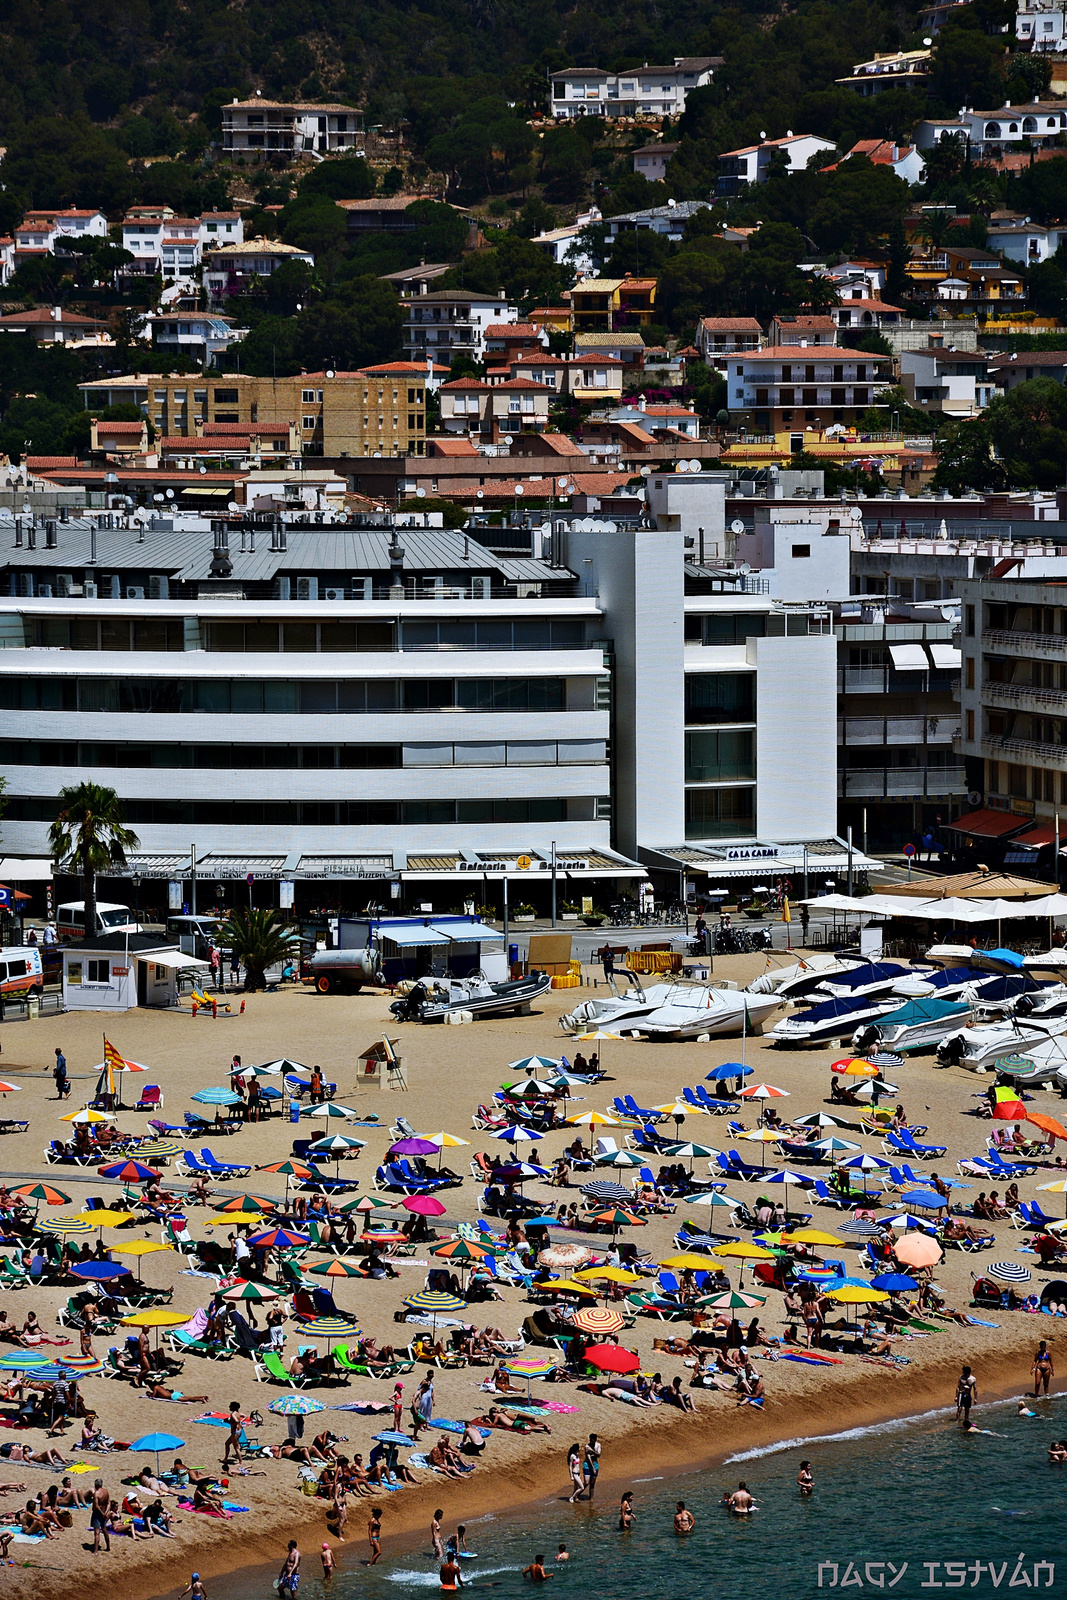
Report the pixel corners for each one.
[145,1382,210,1403]
[472,1406,550,1434]
[426,1439,467,1478]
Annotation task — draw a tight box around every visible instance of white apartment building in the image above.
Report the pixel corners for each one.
[401,292,519,364]
[549,58,721,120]
[898,346,993,418]
[221,98,363,157]
[121,211,244,280]
[15,210,108,255]
[1017,0,1067,48]
[986,219,1067,264]
[135,312,245,369]
[914,102,1067,155]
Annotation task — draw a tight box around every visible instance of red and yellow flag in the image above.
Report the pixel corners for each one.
[102,1036,126,1092]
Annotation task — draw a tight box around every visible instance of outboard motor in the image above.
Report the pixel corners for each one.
[389,981,428,1022]
[936,1032,966,1067]
[852,1022,881,1054]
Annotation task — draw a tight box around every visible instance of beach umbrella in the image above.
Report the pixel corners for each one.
[122,1309,190,1328]
[698,1290,766,1311]
[987,1261,1032,1283]
[431,1239,492,1263]
[686,1190,737,1210]
[403,1288,466,1338]
[538,1243,594,1272]
[503,1354,558,1397]
[655,1101,705,1122]
[388,1137,438,1156]
[738,1083,789,1100]
[593,1149,645,1169]
[0,1349,51,1370]
[112,1240,174,1281]
[899,1190,948,1212]
[566,1111,621,1127]
[203,1214,264,1228]
[879,1212,937,1233]
[298,1316,362,1339]
[255,1059,308,1077]
[269,1395,325,1416]
[794,1113,848,1130]
[191,1087,243,1107]
[74,1208,135,1235]
[247,1226,310,1250]
[0,1080,21,1095]
[489,1125,539,1144]
[524,1217,561,1229]
[129,1432,185,1476]
[255,1160,315,1205]
[762,1169,810,1186]
[784,1228,844,1247]
[893,1233,942,1268]
[660,1252,720,1270]
[11,1183,69,1206]
[544,1070,589,1094]
[1038,1178,1067,1219]
[42,1217,93,1236]
[867,1053,905,1072]
[836,1150,891,1195]
[871,1273,918,1292]
[495,1162,550,1184]
[424,1132,471,1170]
[583,1344,640,1375]
[342,1195,394,1214]
[312,1134,367,1153]
[574,1266,643,1286]
[706,1063,752,1083]
[501,1078,551,1099]
[221,1280,282,1303]
[540,1278,598,1298]
[832,1060,880,1078]
[402,1195,447,1217]
[306,1259,367,1279]
[97,1160,162,1193]
[826,1285,889,1303]
[59,1107,115,1124]
[589,1207,645,1240]
[838,1219,885,1238]
[303,1103,360,1120]
[135,1140,183,1162]
[214,1194,277,1215]
[852,1080,898,1101]
[1025,1111,1067,1142]
[571,1307,626,1335]
[508,1056,562,1075]
[580,1180,631,1203]
[714,1241,778,1261]
[992,1097,1026,1122]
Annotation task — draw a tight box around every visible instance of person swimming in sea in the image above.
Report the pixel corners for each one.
[729,1481,755,1514]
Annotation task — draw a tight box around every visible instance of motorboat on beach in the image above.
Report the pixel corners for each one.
[852,996,972,1055]
[559,980,781,1040]
[814,962,914,1001]
[746,953,860,1003]
[936,1011,1067,1071]
[770,992,900,1048]
[390,971,552,1023]
[892,966,985,1000]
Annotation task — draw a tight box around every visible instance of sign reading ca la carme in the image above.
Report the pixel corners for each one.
[721,848,779,860]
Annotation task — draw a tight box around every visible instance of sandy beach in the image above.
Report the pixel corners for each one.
[0,954,1058,1600]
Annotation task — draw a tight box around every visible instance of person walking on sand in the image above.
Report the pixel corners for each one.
[797,1461,814,1496]
[566,1442,584,1503]
[278,1540,301,1596]
[582,1433,601,1501]
[412,1374,434,1440]
[674,1502,695,1535]
[1033,1342,1055,1398]
[368,1507,382,1566]
[53,1048,69,1100]
[90,1478,111,1553]
[392,1382,404,1434]
[222,1400,243,1468]
[956,1364,978,1426]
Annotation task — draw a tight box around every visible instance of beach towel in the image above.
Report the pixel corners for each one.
[10,1533,44,1544]
[778,1353,843,1367]
[541,1402,578,1414]
[967,1317,1000,1327]
[430,1420,490,1436]
[330,1401,391,1415]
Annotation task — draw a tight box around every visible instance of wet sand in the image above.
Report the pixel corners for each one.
[0,955,1057,1600]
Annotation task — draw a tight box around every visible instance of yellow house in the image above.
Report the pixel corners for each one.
[570,275,657,332]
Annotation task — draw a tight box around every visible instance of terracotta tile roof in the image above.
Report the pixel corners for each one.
[25,455,77,470]
[441,377,490,391]
[485,323,540,338]
[700,316,762,332]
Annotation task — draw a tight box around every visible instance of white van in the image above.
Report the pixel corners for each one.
[57,901,143,941]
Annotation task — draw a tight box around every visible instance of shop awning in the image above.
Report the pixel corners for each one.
[375,924,452,948]
[944,809,1030,840]
[139,950,209,970]
[1010,825,1057,849]
[0,857,54,881]
[433,921,504,944]
[888,643,929,671]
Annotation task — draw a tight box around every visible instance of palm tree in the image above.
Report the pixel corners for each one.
[218,906,298,991]
[48,783,139,939]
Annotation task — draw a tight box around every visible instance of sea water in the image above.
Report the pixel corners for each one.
[303,1398,1067,1600]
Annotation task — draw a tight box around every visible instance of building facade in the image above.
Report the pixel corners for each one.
[727,346,891,433]
[221,99,363,157]
[401,292,518,364]
[549,58,721,120]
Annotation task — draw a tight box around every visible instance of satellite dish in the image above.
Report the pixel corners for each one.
[165,490,174,500]
[415,487,426,498]
[228,500,238,512]
[849,506,863,523]
[730,518,746,535]
[199,465,207,475]
[640,466,651,477]
[326,369,336,378]
[687,458,702,472]
[476,490,484,499]
[514,485,524,496]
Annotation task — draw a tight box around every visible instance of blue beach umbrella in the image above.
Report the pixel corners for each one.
[871,1273,918,1293]
[489,1125,539,1143]
[129,1430,185,1475]
[706,1063,753,1083]
[900,1189,949,1211]
[192,1087,243,1106]
[70,1261,132,1282]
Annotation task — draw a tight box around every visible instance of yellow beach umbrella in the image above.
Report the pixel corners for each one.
[540,1278,599,1296]
[59,1108,115,1124]
[203,1214,264,1226]
[113,1241,174,1258]
[121,1309,191,1327]
[826,1285,889,1303]
[75,1209,135,1229]
[427,1132,471,1148]
[566,1110,622,1126]
[1037,1179,1067,1192]
[738,1128,783,1143]
[713,1242,777,1260]
[574,1266,643,1285]
[783,1229,843,1247]
[659,1252,722,1271]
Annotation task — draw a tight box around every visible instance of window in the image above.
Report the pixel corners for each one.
[303,416,317,430]
[66,963,82,985]
[966,604,975,637]
[684,673,755,723]
[965,657,975,689]
[685,729,755,782]
[791,544,810,558]
[87,960,109,983]
[685,786,755,840]
[698,614,767,647]
[302,389,316,403]
[213,389,239,404]
[966,709,974,740]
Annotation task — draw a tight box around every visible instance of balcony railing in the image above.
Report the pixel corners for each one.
[838,766,967,798]
[982,735,1067,768]
[985,628,1067,657]
[984,681,1067,709]
[839,715,960,746]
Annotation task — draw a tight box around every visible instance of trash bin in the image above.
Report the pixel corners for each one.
[509,944,519,966]
[289,1102,301,1124]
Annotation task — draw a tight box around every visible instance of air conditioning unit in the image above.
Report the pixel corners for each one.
[37,584,52,597]
[323,586,345,602]
[83,582,98,599]
[296,577,318,600]
[350,577,371,600]
[126,586,145,599]
[471,576,490,600]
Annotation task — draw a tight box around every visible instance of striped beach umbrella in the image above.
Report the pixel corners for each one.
[341,1194,394,1214]
[697,1289,766,1311]
[403,1287,466,1336]
[490,1124,540,1142]
[431,1238,491,1262]
[222,1279,283,1303]
[580,1180,630,1203]
[503,1353,558,1397]
[293,1316,362,1337]
[97,1159,162,1186]
[306,1259,367,1279]
[303,1102,360,1120]
[42,1217,94,1236]
[507,1056,562,1074]
[0,1352,51,1370]
[135,1140,183,1161]
[571,1306,626,1335]
[987,1261,1032,1283]
[214,1194,277,1214]
[593,1149,645,1169]
[12,1183,70,1206]
[191,1087,242,1106]
[246,1226,310,1250]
